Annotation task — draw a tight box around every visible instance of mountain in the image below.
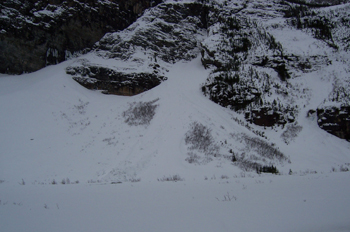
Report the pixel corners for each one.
[1,1,350,231]
[1,0,350,182]
[0,0,162,74]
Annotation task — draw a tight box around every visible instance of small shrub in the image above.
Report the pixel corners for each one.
[123,98,159,126]
[256,165,279,174]
[231,134,290,172]
[185,122,219,160]
[74,99,89,115]
[243,135,288,162]
[88,179,102,184]
[231,154,237,162]
[129,177,141,182]
[61,178,70,185]
[51,179,57,185]
[19,179,25,185]
[185,152,201,164]
[216,192,237,201]
[185,122,214,151]
[281,124,303,144]
[339,165,349,172]
[157,174,184,182]
[236,159,261,172]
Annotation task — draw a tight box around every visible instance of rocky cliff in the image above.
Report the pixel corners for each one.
[64,0,350,142]
[2,0,350,142]
[65,1,208,95]
[0,0,161,74]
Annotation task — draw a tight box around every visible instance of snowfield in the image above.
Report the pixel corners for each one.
[1,56,350,232]
[1,173,350,232]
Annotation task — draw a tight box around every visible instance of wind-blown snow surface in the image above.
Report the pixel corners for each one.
[1,57,350,231]
[1,173,350,232]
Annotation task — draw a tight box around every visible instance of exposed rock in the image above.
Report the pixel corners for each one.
[66,63,166,95]
[66,1,208,96]
[199,0,350,133]
[317,106,350,141]
[0,0,161,74]
[94,1,209,63]
[245,107,295,127]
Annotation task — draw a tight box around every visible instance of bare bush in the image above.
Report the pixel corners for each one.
[231,134,289,172]
[185,122,214,151]
[129,177,141,182]
[242,135,288,162]
[157,174,184,182]
[61,178,71,185]
[74,99,89,115]
[185,152,201,164]
[281,124,303,144]
[88,179,102,184]
[235,159,261,172]
[216,192,237,201]
[123,98,159,126]
[185,122,219,162]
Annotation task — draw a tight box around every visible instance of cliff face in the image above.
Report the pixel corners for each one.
[316,106,350,142]
[65,1,208,95]
[0,0,161,74]
[2,0,350,143]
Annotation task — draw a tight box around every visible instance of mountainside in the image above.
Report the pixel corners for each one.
[1,1,350,231]
[0,0,161,74]
[1,0,350,181]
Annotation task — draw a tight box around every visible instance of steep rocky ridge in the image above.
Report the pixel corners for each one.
[0,0,161,74]
[2,0,350,143]
[199,0,350,140]
[64,0,350,141]
[66,1,208,95]
[316,106,350,141]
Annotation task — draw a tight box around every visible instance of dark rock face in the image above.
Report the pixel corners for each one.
[245,107,295,127]
[95,2,209,63]
[0,0,161,74]
[66,1,208,96]
[317,106,350,141]
[66,64,166,96]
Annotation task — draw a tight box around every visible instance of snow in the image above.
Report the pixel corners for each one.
[34,7,65,18]
[1,0,350,231]
[1,56,350,231]
[1,173,350,232]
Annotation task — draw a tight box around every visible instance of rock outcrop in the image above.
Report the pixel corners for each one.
[0,0,161,74]
[66,62,166,95]
[3,0,350,143]
[65,1,208,96]
[317,106,350,142]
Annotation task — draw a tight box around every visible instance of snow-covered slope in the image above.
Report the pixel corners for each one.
[1,60,350,231]
[0,0,350,189]
[1,54,349,183]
